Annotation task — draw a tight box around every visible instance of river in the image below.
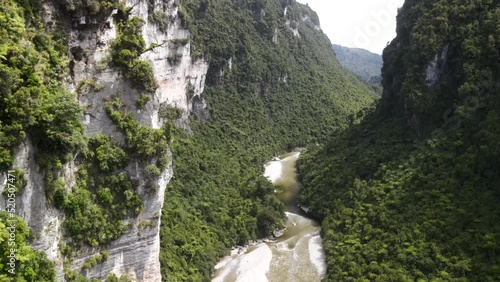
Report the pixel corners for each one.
[212,152,326,282]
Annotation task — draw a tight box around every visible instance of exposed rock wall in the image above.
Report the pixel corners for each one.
[69,155,173,282]
[68,0,210,278]
[1,0,209,281]
[425,44,449,86]
[130,0,209,129]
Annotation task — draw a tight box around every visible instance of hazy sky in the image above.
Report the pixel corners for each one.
[297,0,405,54]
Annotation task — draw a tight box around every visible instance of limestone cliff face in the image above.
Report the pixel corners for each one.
[0,140,67,281]
[72,0,208,135]
[0,0,209,281]
[129,0,209,127]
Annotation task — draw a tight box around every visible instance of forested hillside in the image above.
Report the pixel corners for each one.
[159,0,377,281]
[332,44,383,85]
[298,0,500,281]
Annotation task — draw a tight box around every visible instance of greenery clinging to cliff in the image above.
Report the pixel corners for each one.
[46,134,143,248]
[56,0,118,16]
[298,0,500,280]
[50,97,174,250]
[0,0,85,170]
[105,98,172,162]
[0,2,167,271]
[111,5,157,93]
[159,0,377,281]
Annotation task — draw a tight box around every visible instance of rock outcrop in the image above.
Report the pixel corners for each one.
[425,44,449,86]
[0,0,209,281]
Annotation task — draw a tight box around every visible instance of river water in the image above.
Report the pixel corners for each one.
[212,152,326,282]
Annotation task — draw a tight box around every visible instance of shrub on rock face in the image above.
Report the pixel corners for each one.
[126,60,157,93]
[88,134,129,172]
[57,0,119,16]
[111,10,157,93]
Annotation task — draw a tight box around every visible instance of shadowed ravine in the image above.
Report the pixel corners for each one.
[212,152,326,282]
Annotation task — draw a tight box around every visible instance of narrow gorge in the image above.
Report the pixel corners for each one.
[0,0,378,281]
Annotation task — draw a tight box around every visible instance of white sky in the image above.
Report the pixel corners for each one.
[297,0,405,54]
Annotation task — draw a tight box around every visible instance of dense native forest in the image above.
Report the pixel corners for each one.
[298,0,500,281]
[0,0,377,281]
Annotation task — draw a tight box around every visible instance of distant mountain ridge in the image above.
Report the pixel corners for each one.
[332,44,383,84]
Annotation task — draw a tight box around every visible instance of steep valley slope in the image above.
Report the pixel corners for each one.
[299,0,500,281]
